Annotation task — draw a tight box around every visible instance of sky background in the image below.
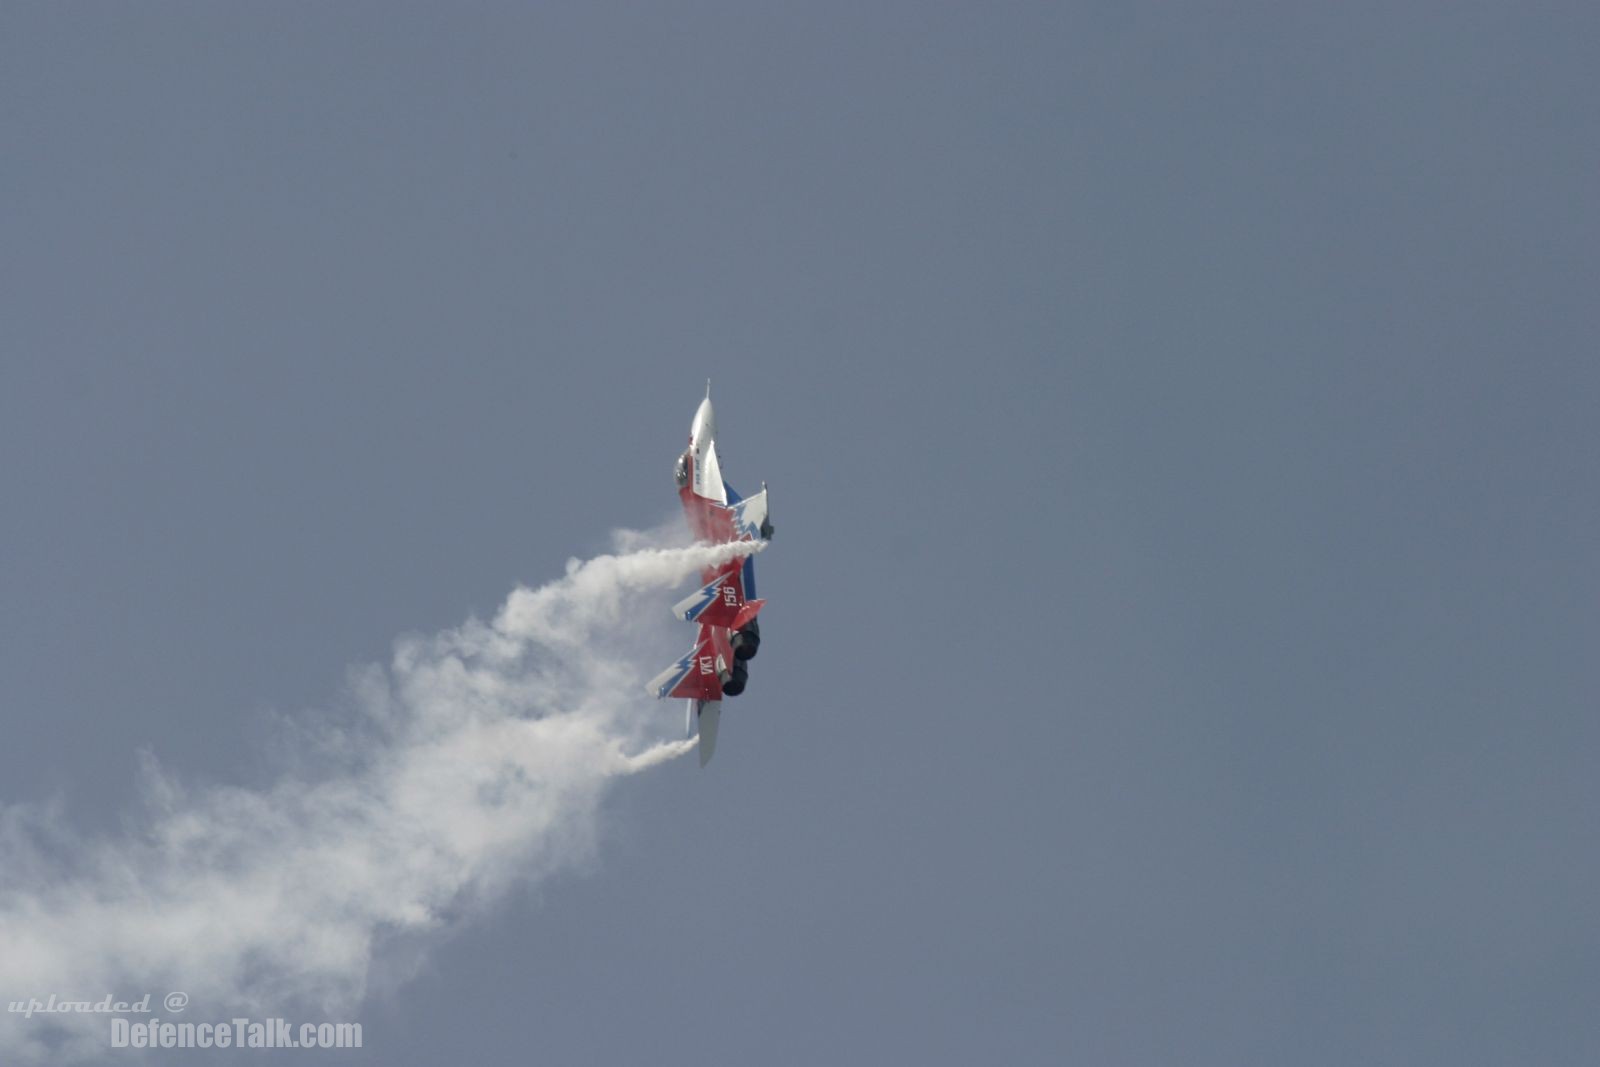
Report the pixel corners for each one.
[3,3,1597,1064]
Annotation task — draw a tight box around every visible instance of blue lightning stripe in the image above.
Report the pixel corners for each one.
[729,497,764,540]
[655,644,701,698]
[679,575,722,621]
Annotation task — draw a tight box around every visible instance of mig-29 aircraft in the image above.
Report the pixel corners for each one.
[646,384,773,765]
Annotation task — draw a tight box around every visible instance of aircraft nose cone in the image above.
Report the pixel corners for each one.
[691,395,716,444]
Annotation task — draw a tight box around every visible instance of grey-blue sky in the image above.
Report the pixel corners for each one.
[3,3,1596,1064]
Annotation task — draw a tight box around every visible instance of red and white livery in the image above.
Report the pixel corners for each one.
[646,383,773,765]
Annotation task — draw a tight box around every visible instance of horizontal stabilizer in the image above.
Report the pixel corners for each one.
[647,638,716,700]
[647,623,732,702]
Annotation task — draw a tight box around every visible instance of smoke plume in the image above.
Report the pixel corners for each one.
[0,535,761,1061]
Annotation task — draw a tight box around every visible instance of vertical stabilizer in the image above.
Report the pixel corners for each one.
[696,701,722,767]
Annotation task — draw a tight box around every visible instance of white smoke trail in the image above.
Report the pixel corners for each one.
[0,536,761,1062]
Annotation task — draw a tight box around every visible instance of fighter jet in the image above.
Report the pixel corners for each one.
[646,383,773,765]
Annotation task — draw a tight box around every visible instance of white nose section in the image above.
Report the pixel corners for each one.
[690,395,716,447]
